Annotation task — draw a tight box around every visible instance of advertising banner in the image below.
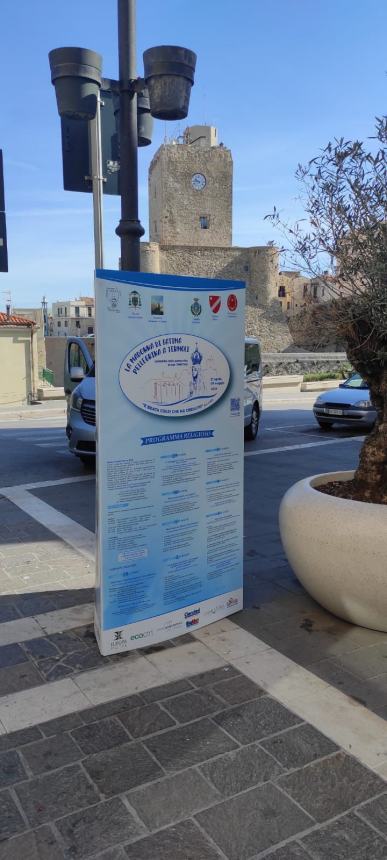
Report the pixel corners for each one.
[94,270,245,655]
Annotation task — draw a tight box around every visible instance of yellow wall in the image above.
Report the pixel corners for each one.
[0,328,38,405]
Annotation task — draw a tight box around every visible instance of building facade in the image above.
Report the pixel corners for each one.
[141,126,294,352]
[49,297,95,337]
[277,271,330,316]
[0,313,39,405]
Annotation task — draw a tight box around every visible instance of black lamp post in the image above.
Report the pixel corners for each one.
[49,0,196,272]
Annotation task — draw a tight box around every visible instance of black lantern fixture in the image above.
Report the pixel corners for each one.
[49,47,102,120]
[49,2,197,271]
[143,46,197,120]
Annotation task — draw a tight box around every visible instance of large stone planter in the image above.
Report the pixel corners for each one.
[279,470,387,632]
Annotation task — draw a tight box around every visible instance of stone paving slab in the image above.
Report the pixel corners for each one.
[0,621,197,694]
[235,601,387,721]
[3,491,387,725]
[0,667,385,859]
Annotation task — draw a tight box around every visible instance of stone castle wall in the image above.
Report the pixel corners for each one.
[140,242,293,352]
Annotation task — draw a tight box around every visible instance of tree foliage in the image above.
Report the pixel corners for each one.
[267,118,387,503]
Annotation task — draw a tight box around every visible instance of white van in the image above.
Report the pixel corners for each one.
[65,336,263,463]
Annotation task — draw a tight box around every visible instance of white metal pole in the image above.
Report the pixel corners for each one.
[89,94,104,269]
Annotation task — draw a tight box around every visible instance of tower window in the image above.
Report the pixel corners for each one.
[199,216,209,229]
[278,286,286,298]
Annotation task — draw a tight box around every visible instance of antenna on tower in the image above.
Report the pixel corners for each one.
[2,289,12,316]
[202,90,207,125]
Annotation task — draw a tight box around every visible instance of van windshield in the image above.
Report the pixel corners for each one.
[245,342,261,375]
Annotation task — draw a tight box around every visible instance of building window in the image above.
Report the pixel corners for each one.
[199,216,209,229]
[57,320,61,327]
[154,221,157,234]
[303,284,308,297]
[287,301,291,310]
[313,285,318,299]
[88,326,94,334]
[87,306,92,317]
[57,307,62,316]
[64,320,67,327]
[64,306,67,316]
[244,265,249,272]
[278,286,286,298]
[321,286,325,297]
[75,306,80,317]
[76,320,81,329]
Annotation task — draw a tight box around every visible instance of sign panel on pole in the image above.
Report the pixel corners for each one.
[0,153,8,273]
[94,270,245,655]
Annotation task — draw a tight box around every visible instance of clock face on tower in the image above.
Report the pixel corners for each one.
[191,173,206,191]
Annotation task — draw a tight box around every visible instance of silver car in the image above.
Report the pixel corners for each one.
[65,336,263,464]
[313,373,377,430]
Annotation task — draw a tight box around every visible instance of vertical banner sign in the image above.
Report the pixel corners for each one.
[94,270,245,655]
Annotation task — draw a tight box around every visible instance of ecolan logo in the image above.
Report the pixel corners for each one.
[130,631,152,641]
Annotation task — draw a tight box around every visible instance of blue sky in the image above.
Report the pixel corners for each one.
[1,0,386,308]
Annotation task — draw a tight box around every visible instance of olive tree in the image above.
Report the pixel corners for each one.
[267,117,387,504]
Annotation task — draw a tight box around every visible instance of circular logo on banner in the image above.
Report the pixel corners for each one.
[227,294,238,312]
[119,333,230,417]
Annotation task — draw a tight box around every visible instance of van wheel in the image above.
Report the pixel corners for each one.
[79,455,95,469]
[245,404,259,440]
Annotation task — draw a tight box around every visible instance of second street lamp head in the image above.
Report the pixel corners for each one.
[49,47,102,120]
[143,46,196,120]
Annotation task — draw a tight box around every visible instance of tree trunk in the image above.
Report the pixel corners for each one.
[348,358,387,504]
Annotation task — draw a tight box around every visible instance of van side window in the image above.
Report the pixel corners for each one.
[68,343,88,374]
[245,342,261,375]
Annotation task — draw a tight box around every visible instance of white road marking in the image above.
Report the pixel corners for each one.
[0,611,384,781]
[0,604,94,646]
[0,475,94,493]
[263,424,311,431]
[0,485,95,561]
[36,442,68,448]
[245,436,365,457]
[194,619,387,777]
[0,642,226,731]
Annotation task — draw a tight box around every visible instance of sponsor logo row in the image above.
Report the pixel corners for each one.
[106,287,238,317]
[109,596,239,649]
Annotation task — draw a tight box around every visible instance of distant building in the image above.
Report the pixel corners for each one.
[13,306,47,373]
[277,271,331,317]
[140,125,293,352]
[0,312,39,405]
[49,297,95,337]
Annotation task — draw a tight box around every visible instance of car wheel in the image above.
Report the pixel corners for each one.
[79,455,95,469]
[317,419,333,430]
[245,404,260,440]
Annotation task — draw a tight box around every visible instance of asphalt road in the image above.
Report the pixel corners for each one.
[0,390,365,606]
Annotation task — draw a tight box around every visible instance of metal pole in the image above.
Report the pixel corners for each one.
[116,0,144,271]
[89,94,104,269]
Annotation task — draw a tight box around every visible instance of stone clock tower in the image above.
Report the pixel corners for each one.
[148,126,232,247]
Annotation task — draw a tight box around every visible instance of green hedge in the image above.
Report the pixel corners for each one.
[303,367,352,382]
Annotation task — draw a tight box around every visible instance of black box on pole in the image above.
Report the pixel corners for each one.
[0,152,8,272]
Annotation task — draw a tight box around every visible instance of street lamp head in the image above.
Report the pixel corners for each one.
[112,87,153,147]
[137,89,154,147]
[49,47,102,120]
[143,46,196,120]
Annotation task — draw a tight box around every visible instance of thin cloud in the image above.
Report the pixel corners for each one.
[5,159,40,172]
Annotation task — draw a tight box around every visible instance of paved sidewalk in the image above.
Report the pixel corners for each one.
[0,403,66,421]
[0,496,386,858]
[1,667,387,859]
